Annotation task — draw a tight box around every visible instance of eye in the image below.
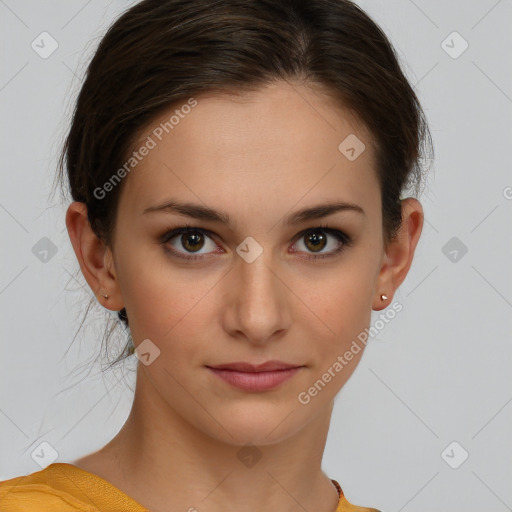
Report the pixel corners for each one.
[291,226,352,260]
[161,225,219,261]
[160,224,352,261]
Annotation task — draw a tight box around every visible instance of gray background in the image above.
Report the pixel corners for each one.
[1,1,511,510]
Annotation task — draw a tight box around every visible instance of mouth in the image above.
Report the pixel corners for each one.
[205,361,304,392]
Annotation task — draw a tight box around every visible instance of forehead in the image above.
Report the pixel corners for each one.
[119,81,379,221]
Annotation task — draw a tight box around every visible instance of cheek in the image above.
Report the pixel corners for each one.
[301,282,371,394]
[295,262,377,377]
[302,264,374,328]
[115,247,220,351]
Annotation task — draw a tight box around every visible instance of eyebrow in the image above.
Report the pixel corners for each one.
[142,199,365,226]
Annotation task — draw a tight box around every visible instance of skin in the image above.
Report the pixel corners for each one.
[66,80,423,512]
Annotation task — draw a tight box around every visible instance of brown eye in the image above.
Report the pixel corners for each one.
[162,227,218,259]
[160,225,352,262]
[180,231,205,252]
[303,231,328,252]
[293,227,351,260]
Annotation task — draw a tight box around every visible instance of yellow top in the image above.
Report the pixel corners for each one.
[0,463,380,512]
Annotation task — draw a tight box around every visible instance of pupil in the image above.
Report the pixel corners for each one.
[183,232,203,252]
[306,231,326,251]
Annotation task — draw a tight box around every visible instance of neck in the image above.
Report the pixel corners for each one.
[81,365,340,512]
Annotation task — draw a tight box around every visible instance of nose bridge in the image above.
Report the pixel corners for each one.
[227,239,288,341]
[236,242,280,303]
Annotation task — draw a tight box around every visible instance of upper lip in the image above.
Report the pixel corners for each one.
[207,360,303,372]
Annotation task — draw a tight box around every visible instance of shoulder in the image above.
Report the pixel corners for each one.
[339,501,382,512]
[333,479,381,512]
[0,462,149,512]
[338,495,382,512]
[0,465,98,511]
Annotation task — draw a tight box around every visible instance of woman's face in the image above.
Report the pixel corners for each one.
[109,80,386,445]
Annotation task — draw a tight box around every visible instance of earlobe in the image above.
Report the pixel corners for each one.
[372,291,390,312]
[372,198,424,310]
[65,201,124,311]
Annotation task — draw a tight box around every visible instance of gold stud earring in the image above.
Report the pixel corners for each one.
[380,294,388,302]
[101,292,109,299]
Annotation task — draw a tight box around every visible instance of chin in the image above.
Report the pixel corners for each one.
[198,401,312,448]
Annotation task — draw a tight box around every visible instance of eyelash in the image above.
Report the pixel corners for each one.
[159,223,353,262]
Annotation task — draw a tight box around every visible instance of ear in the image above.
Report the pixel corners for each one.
[372,197,424,311]
[65,201,124,311]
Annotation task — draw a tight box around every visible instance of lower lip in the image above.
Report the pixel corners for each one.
[207,367,302,392]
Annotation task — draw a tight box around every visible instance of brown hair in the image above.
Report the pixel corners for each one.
[55,0,433,369]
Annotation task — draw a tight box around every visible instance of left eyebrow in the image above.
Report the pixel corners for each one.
[286,201,365,224]
[142,199,365,227]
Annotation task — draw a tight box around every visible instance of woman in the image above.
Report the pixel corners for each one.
[0,0,431,510]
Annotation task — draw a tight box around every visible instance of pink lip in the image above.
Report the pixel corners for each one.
[206,361,304,392]
[208,360,300,372]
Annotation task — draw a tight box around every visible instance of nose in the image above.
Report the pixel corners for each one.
[222,249,291,345]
